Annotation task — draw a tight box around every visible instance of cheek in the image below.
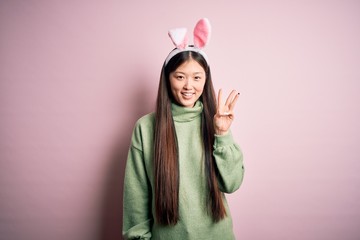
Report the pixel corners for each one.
[169,79,180,93]
[196,81,206,93]
[171,83,182,93]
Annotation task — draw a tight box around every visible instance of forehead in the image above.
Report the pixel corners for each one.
[175,59,205,73]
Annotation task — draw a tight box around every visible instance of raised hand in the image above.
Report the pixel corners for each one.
[214,89,240,135]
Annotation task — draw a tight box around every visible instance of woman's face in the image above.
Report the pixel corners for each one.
[169,58,206,108]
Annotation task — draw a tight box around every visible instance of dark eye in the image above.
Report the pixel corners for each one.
[176,75,184,80]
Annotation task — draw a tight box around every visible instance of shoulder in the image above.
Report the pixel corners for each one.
[131,112,155,150]
[134,112,155,129]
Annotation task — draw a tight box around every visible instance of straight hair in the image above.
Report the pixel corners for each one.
[154,51,226,225]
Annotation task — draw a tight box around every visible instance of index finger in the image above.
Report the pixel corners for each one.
[217,89,223,112]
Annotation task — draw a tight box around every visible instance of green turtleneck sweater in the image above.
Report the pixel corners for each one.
[123,101,244,240]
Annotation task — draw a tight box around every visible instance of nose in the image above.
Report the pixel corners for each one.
[183,79,192,89]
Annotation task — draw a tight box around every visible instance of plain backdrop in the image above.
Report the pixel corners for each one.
[1,0,360,239]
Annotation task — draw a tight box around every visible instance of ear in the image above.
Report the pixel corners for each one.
[168,28,188,49]
[193,18,211,48]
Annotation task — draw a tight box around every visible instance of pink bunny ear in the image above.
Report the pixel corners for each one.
[193,18,211,48]
[168,28,188,49]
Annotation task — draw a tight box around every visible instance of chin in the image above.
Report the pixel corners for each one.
[179,100,196,108]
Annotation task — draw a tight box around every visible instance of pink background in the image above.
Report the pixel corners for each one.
[1,1,360,239]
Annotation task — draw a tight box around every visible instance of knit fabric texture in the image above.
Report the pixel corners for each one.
[123,101,244,240]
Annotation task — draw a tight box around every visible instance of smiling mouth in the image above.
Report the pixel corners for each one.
[181,92,194,99]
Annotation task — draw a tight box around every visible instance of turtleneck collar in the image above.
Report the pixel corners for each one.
[171,101,203,122]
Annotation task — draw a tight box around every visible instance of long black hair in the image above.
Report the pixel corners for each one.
[154,51,226,225]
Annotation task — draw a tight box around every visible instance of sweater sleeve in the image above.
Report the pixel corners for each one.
[213,131,244,193]
[123,133,153,239]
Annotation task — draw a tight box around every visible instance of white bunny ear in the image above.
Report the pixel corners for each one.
[193,18,211,48]
[168,28,188,49]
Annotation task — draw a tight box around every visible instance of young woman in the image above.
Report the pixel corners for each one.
[123,18,244,240]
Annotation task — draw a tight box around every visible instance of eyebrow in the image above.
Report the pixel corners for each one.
[174,71,204,75]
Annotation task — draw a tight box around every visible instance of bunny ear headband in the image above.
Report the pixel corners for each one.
[164,18,211,65]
